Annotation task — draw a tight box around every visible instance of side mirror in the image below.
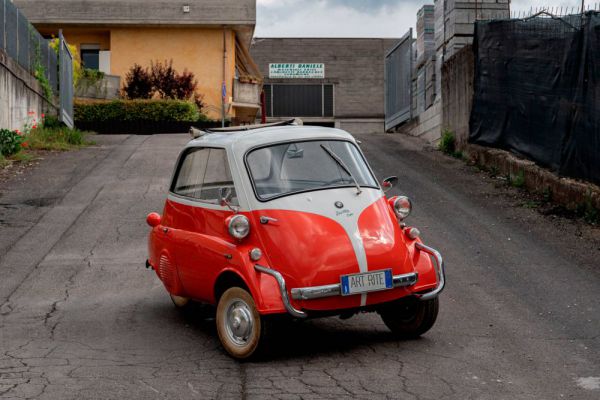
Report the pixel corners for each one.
[219,187,233,207]
[381,176,398,193]
[146,212,161,227]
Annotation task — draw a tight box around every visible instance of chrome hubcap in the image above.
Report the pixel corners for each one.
[225,299,254,346]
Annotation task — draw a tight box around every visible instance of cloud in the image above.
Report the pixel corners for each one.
[256,0,421,38]
[255,0,590,38]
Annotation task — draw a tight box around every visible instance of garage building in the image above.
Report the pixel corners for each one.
[250,38,399,134]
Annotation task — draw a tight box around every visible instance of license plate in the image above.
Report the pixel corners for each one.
[340,269,393,296]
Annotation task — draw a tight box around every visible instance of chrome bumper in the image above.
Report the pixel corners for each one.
[254,265,307,318]
[414,242,446,301]
[254,242,445,318]
[290,272,418,301]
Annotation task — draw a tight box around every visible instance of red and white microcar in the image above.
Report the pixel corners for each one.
[146,121,445,359]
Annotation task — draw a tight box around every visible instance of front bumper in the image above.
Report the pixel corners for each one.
[254,242,445,319]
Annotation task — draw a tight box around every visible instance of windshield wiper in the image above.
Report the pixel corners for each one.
[320,145,362,195]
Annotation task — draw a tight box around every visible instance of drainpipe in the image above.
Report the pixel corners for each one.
[222,27,227,128]
[260,90,267,124]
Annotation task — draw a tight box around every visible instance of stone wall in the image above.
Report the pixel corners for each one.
[0,50,57,131]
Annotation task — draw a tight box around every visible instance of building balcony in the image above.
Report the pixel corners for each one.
[231,78,262,124]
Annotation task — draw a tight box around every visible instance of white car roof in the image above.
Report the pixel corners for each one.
[186,125,357,155]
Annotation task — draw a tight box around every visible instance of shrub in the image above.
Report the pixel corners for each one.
[49,38,82,87]
[123,60,202,106]
[0,129,24,156]
[122,64,153,99]
[173,69,198,100]
[74,99,201,122]
[151,60,179,99]
[439,129,456,155]
[42,114,63,129]
[510,170,525,188]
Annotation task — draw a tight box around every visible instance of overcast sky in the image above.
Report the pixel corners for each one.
[255,0,592,38]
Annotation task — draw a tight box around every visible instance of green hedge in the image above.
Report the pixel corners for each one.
[74,99,201,122]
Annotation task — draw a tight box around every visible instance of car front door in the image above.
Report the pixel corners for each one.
[167,147,239,302]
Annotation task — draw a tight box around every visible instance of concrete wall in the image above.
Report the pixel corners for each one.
[0,50,56,131]
[13,0,256,26]
[442,45,474,149]
[396,101,442,143]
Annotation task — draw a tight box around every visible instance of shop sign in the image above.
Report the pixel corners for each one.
[269,63,325,79]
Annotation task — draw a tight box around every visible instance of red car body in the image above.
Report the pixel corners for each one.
[146,122,445,358]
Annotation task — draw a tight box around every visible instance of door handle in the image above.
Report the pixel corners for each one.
[162,227,169,234]
[260,216,278,224]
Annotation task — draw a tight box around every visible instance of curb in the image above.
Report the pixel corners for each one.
[467,144,600,211]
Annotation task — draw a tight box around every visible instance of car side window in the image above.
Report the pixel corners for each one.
[201,148,238,205]
[172,148,238,205]
[172,148,209,198]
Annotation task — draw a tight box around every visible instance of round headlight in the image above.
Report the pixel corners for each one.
[227,215,250,239]
[393,196,412,220]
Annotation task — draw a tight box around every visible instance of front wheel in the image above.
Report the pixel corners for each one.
[379,297,439,338]
[216,287,267,359]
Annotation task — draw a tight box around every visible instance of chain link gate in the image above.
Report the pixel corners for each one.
[59,30,74,129]
[384,29,413,132]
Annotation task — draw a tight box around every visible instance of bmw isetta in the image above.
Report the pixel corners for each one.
[146,120,445,359]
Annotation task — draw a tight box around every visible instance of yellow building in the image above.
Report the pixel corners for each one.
[14,0,262,121]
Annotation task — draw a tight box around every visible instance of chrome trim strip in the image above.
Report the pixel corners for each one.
[290,272,418,301]
[414,242,446,301]
[254,265,307,318]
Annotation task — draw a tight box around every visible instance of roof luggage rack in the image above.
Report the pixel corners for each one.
[189,118,303,139]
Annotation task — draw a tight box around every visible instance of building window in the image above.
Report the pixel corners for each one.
[80,44,100,70]
[264,84,334,118]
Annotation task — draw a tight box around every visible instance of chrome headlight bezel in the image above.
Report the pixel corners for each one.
[227,215,250,239]
[392,196,412,220]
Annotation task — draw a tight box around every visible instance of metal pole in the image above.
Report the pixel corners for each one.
[581,0,585,13]
[221,27,227,128]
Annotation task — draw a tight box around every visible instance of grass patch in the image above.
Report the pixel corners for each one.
[0,154,8,169]
[522,200,540,209]
[9,152,35,163]
[438,129,463,159]
[576,192,600,225]
[509,170,525,188]
[26,126,94,151]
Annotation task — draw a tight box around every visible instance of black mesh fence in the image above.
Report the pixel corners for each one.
[470,12,600,185]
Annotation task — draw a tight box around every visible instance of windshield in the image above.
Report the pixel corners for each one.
[246,140,378,201]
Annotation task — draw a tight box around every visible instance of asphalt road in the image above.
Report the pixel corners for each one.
[0,133,598,400]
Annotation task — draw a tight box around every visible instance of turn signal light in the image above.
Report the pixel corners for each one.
[146,212,161,227]
[405,227,420,240]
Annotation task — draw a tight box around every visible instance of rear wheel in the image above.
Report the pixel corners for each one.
[216,287,267,359]
[379,297,439,338]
